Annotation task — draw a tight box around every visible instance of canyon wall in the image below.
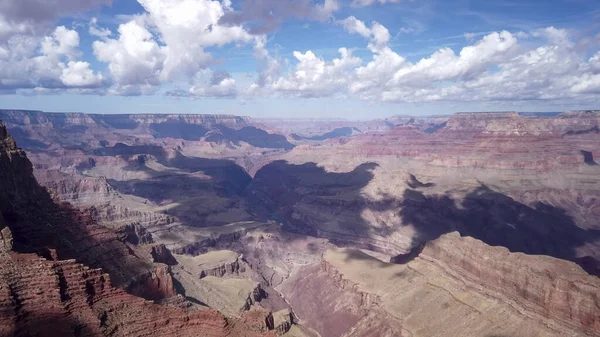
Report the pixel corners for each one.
[0,120,276,337]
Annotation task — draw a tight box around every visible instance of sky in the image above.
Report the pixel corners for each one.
[0,0,599,119]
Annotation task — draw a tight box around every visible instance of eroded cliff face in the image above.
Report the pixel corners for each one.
[421,232,600,335]
[0,110,293,157]
[0,121,276,337]
[278,232,600,337]
[0,110,251,129]
[282,111,600,172]
[0,140,154,286]
[0,247,275,337]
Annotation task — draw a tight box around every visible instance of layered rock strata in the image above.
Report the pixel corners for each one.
[0,120,275,337]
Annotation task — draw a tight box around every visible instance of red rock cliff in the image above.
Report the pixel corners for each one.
[0,120,275,337]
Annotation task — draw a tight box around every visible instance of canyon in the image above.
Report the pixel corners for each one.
[0,109,599,337]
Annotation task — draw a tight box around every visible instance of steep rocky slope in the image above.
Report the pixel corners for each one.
[0,120,276,337]
[279,232,600,337]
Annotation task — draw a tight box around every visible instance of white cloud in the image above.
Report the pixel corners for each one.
[190,70,237,97]
[0,0,108,93]
[339,16,390,52]
[60,61,104,87]
[339,16,372,39]
[40,26,80,59]
[533,26,572,46]
[93,20,165,87]
[252,36,282,90]
[166,69,238,97]
[247,18,600,105]
[108,84,156,96]
[92,0,253,95]
[571,74,600,94]
[0,26,104,92]
[389,30,518,85]
[0,0,111,44]
[0,0,598,107]
[268,48,361,98]
[313,0,340,21]
[352,47,405,95]
[89,18,112,38]
[399,27,415,34]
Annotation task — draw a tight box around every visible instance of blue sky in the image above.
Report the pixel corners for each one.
[0,0,599,118]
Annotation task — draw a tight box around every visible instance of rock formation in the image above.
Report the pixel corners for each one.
[280,232,600,337]
[0,120,276,337]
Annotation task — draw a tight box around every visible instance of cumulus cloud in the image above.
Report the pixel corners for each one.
[248,17,600,105]
[219,0,339,35]
[93,21,165,88]
[389,30,518,85]
[0,0,107,93]
[89,18,112,38]
[0,26,104,92]
[61,61,105,87]
[251,36,282,90]
[269,48,361,98]
[191,71,237,97]
[92,0,253,95]
[166,70,237,98]
[339,16,390,52]
[40,26,81,59]
[590,52,600,72]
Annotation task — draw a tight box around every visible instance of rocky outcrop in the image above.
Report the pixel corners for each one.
[119,222,154,245]
[421,232,600,335]
[199,257,243,279]
[174,250,245,279]
[127,264,177,301]
[272,309,294,335]
[151,244,178,265]
[278,259,386,337]
[444,111,600,135]
[0,250,275,337]
[0,120,152,286]
[91,204,174,230]
[283,235,600,337]
[291,127,362,141]
[0,121,275,337]
[172,264,267,317]
[0,223,12,251]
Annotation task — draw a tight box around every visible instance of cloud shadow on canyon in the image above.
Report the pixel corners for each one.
[247,160,600,276]
[99,145,254,228]
[400,184,600,276]
[246,160,395,240]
